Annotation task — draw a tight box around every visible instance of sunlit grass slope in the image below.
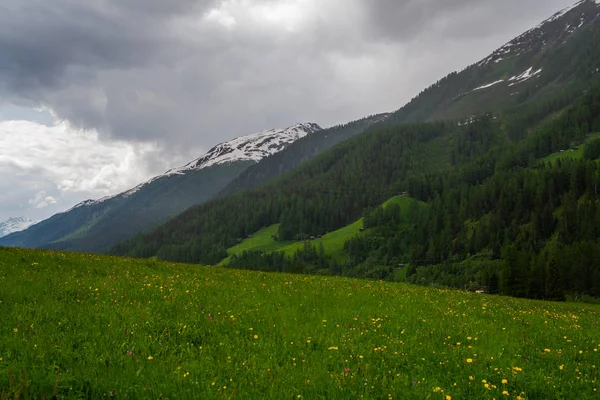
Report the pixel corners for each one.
[218,224,294,265]
[221,196,422,265]
[1,247,599,399]
[540,132,600,164]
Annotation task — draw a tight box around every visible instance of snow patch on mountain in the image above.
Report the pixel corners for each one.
[62,123,322,210]
[0,217,37,238]
[473,80,505,91]
[509,67,543,86]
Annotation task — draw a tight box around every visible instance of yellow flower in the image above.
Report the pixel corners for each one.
[254,335,258,339]
[13,328,18,333]
[502,390,509,396]
[446,396,452,400]
[469,376,474,381]
[502,379,508,384]
[328,346,338,351]
[466,358,473,363]
[544,349,551,353]
[147,355,153,360]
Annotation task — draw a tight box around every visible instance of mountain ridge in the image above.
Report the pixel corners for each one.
[0,123,321,252]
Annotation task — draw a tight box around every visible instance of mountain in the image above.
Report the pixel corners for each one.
[111,0,600,303]
[0,123,320,253]
[387,0,600,124]
[218,114,390,197]
[0,217,36,238]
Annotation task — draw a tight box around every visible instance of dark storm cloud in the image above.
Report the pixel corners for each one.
[0,0,576,153]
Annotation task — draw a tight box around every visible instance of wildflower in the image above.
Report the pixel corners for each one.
[502,379,508,384]
[13,328,18,333]
[502,390,509,396]
[446,396,452,400]
[254,335,258,339]
[328,346,338,351]
[469,376,474,381]
[147,355,153,360]
[126,349,133,355]
[466,358,473,363]
[560,365,564,370]
[544,349,551,353]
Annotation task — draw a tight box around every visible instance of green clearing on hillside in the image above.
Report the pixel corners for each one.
[540,132,600,164]
[278,196,424,263]
[1,247,600,399]
[218,224,294,265]
[222,196,422,265]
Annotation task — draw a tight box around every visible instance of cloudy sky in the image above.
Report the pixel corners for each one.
[0,0,576,222]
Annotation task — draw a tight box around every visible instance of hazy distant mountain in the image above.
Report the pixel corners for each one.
[0,217,36,238]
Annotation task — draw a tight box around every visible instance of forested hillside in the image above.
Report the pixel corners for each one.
[111,1,600,302]
[113,81,600,300]
[228,87,600,300]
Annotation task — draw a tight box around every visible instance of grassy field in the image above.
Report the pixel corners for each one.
[2,247,599,399]
[218,225,294,265]
[540,132,600,164]
[221,196,423,265]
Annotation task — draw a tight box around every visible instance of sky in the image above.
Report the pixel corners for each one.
[0,0,577,222]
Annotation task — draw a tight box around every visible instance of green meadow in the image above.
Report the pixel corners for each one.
[1,246,599,399]
[539,132,600,164]
[221,196,422,265]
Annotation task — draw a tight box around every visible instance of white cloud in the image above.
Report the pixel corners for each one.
[28,191,56,209]
[0,119,196,221]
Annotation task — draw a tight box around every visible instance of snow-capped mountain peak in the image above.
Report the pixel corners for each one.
[62,122,322,211]
[0,217,37,238]
[169,122,322,174]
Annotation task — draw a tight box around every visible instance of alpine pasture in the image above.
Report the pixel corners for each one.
[1,247,599,399]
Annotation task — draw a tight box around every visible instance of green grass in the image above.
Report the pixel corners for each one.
[221,196,423,265]
[278,196,424,262]
[2,247,600,399]
[540,132,600,164]
[218,224,294,265]
[278,219,366,262]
